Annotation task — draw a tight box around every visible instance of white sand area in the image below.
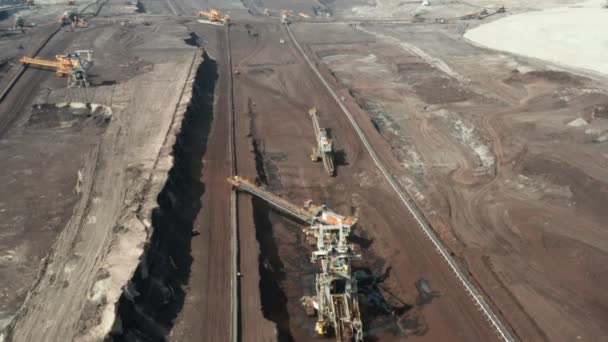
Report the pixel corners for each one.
[465,0,608,75]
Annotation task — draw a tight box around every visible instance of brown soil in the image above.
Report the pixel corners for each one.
[292,21,608,342]
[229,21,498,341]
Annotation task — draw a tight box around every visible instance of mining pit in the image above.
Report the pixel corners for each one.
[0,0,606,341]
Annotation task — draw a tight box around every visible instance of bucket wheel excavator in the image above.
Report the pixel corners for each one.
[19,50,93,87]
[198,9,230,24]
[227,176,363,341]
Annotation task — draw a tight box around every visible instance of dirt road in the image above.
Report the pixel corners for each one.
[168,24,233,342]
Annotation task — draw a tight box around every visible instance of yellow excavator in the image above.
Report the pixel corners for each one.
[264,8,294,23]
[19,50,93,87]
[198,9,230,24]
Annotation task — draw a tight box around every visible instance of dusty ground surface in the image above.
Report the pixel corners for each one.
[228,17,497,341]
[291,15,608,341]
[0,0,606,341]
[0,0,204,339]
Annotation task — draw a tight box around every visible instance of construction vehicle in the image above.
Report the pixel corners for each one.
[60,11,88,28]
[198,9,230,24]
[264,8,293,23]
[263,8,290,17]
[459,6,505,20]
[309,107,335,176]
[228,176,363,341]
[19,50,93,87]
[227,176,356,228]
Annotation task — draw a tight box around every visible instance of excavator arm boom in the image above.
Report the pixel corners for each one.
[227,176,314,222]
[19,56,63,69]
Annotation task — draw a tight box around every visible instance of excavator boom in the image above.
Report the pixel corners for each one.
[19,56,68,74]
[198,9,230,23]
[227,176,356,226]
[227,176,314,222]
[19,51,92,87]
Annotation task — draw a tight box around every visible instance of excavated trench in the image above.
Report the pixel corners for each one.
[108,52,217,341]
[252,199,294,341]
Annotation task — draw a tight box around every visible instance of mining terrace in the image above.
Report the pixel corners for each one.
[0,0,606,341]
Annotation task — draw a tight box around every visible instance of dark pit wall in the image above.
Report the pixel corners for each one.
[108,51,217,341]
[252,198,294,342]
[249,136,293,341]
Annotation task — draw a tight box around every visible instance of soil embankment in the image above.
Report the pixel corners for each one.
[110,53,218,341]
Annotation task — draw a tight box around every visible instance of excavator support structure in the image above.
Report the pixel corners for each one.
[309,107,335,176]
[228,176,363,341]
[19,50,93,87]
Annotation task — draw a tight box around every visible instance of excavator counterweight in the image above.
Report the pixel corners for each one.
[198,9,230,24]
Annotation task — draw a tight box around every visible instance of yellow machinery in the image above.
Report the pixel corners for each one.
[19,50,93,87]
[198,9,230,23]
[227,176,363,341]
[227,176,356,228]
[309,107,335,176]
